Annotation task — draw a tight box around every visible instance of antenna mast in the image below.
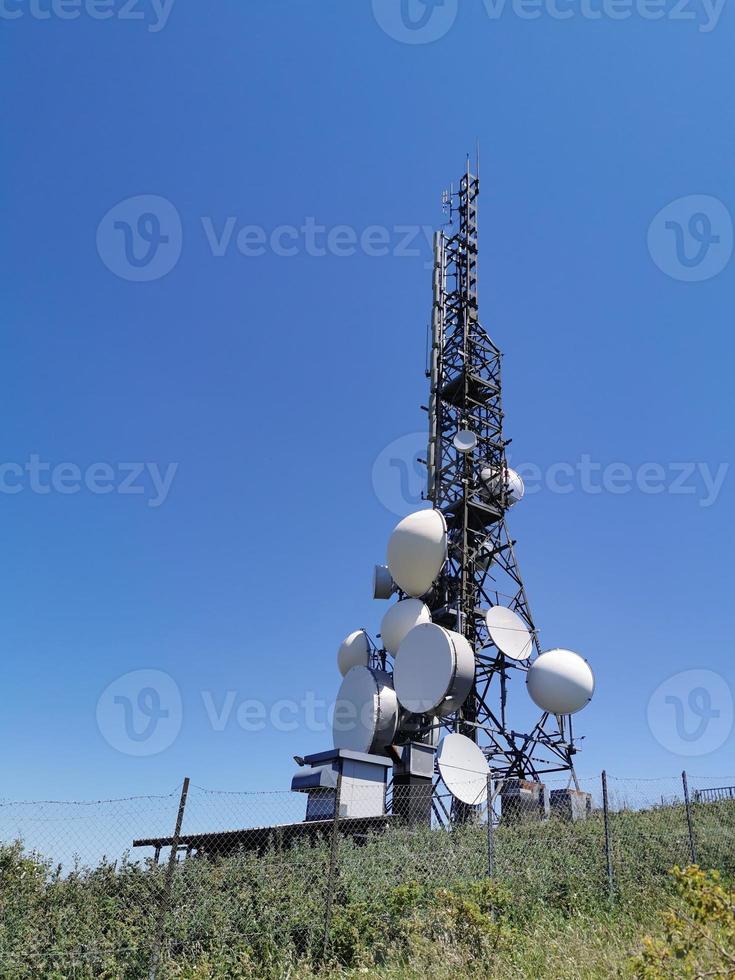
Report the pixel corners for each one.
[425,158,577,793]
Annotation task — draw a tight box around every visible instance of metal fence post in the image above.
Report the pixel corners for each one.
[601,770,614,900]
[486,771,495,878]
[682,770,698,865]
[322,763,343,961]
[149,777,190,980]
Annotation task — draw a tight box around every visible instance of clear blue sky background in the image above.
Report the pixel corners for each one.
[2,0,733,808]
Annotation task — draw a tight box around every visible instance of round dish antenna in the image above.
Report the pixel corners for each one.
[372,564,396,600]
[437,733,490,806]
[380,598,432,656]
[506,467,525,506]
[387,508,447,598]
[526,649,595,715]
[332,666,399,754]
[485,606,533,662]
[337,630,371,677]
[476,537,494,571]
[394,623,474,716]
[480,465,525,508]
[453,429,477,453]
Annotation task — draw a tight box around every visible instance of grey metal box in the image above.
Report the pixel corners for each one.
[291,749,392,821]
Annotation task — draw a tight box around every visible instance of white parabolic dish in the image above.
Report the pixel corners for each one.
[332,666,399,753]
[380,598,432,655]
[387,508,447,598]
[337,630,371,677]
[526,649,595,715]
[485,606,533,661]
[394,622,475,716]
[437,733,490,806]
[480,466,525,508]
[453,429,477,453]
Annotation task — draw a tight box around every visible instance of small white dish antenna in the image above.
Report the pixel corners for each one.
[380,598,431,656]
[453,429,477,453]
[476,538,494,571]
[526,648,595,715]
[337,629,371,677]
[332,666,398,753]
[387,508,447,598]
[437,733,490,806]
[393,622,474,716]
[373,564,396,600]
[485,606,533,662]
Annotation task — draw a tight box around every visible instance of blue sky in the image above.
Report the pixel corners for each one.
[2,0,734,814]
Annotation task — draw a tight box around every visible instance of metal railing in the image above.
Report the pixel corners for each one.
[694,785,735,803]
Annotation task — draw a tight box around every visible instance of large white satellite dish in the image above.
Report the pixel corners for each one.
[526,649,595,715]
[485,606,533,662]
[437,733,490,806]
[393,623,474,717]
[453,429,477,453]
[372,564,396,600]
[380,598,431,656]
[480,465,525,508]
[332,666,399,754]
[387,508,447,598]
[337,630,371,677]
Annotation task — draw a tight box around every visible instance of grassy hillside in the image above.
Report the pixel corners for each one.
[0,801,733,979]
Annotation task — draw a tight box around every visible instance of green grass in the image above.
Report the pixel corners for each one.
[0,801,733,979]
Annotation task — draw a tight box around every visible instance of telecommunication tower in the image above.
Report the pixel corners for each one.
[295,159,594,827]
[423,157,579,795]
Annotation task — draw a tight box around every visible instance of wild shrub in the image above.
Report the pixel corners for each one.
[631,865,735,978]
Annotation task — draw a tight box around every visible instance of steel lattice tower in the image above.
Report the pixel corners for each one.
[423,160,579,793]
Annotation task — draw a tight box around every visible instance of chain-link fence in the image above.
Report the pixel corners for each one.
[0,772,733,977]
